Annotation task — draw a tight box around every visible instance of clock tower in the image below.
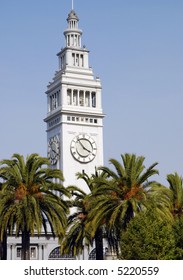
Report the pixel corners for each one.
[44,9,104,192]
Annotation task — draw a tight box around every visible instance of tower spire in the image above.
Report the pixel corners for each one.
[72,0,74,10]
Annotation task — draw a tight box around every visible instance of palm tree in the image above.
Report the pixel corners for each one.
[60,185,92,258]
[0,182,7,260]
[167,172,183,217]
[0,153,70,260]
[61,170,106,260]
[88,154,166,251]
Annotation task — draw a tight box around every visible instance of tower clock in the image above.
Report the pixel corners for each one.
[47,135,60,165]
[70,134,97,163]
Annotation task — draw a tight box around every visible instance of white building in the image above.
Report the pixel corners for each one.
[6,7,106,260]
[44,9,104,192]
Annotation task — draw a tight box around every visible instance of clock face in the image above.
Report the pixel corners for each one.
[70,134,97,163]
[48,136,60,165]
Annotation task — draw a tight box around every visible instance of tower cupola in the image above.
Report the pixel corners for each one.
[67,10,79,27]
[64,10,82,48]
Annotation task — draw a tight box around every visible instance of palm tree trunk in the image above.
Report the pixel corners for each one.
[123,204,134,229]
[95,228,104,260]
[0,233,7,260]
[21,229,30,260]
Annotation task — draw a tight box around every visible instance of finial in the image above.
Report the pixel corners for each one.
[72,0,74,10]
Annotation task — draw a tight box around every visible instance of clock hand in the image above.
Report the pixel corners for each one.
[78,140,91,153]
[51,144,58,155]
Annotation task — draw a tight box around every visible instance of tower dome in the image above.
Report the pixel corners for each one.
[67,10,79,21]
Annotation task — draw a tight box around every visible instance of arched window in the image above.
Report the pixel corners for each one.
[48,247,76,260]
[88,248,96,260]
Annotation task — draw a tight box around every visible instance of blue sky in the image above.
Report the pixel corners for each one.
[0,0,183,185]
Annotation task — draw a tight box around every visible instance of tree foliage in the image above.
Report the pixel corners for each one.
[61,171,106,259]
[0,153,70,259]
[86,154,171,256]
[1,153,183,260]
[167,172,183,216]
[120,210,177,260]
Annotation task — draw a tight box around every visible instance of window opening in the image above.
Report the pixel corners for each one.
[79,91,84,106]
[85,91,90,107]
[92,92,96,107]
[30,247,37,259]
[67,89,72,105]
[75,53,79,66]
[73,90,78,105]
[81,54,84,67]
[16,247,21,258]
